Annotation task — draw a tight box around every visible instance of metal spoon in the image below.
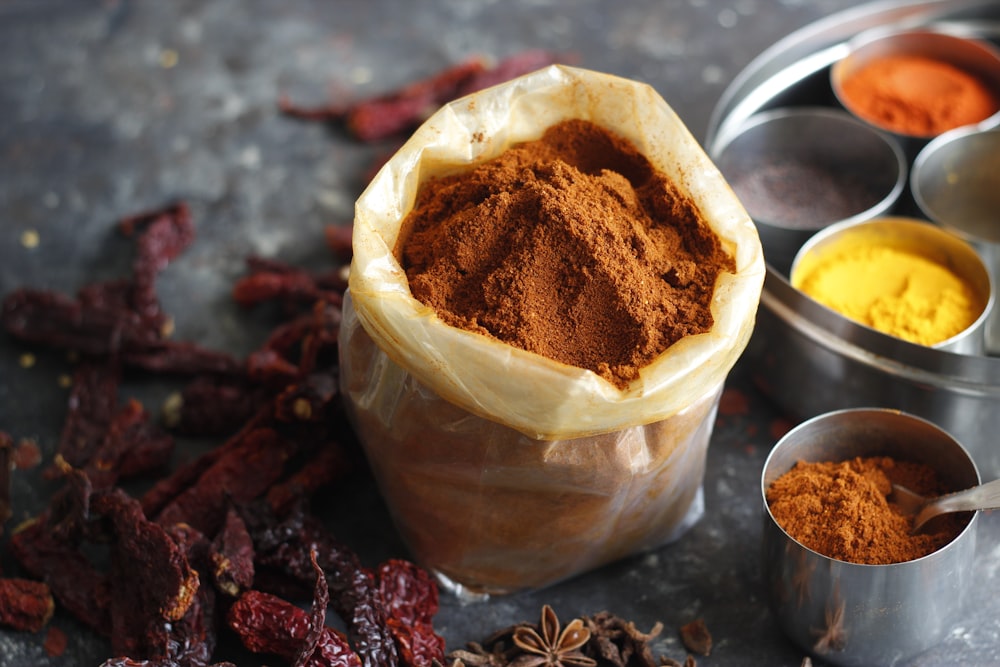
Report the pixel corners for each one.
[891,479,1000,532]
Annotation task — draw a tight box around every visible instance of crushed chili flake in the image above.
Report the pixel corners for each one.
[44,624,68,657]
[769,417,794,441]
[679,618,712,657]
[0,577,54,632]
[13,438,42,470]
[209,506,255,598]
[718,387,750,416]
[20,229,40,249]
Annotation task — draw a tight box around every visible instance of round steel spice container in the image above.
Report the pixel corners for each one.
[712,107,906,274]
[762,408,979,667]
[790,216,993,353]
[831,26,1000,151]
[340,65,764,597]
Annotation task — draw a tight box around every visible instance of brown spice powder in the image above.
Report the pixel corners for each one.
[766,456,965,565]
[396,119,735,388]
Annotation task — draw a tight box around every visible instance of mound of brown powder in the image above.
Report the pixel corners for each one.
[767,456,964,564]
[396,118,734,388]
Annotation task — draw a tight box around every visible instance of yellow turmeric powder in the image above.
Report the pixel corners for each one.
[793,244,984,346]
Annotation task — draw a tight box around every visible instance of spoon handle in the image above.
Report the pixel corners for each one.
[935,478,1000,514]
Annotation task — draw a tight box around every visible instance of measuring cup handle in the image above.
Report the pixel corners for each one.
[939,478,1000,514]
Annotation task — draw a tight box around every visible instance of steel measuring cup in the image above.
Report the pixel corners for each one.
[761,408,980,667]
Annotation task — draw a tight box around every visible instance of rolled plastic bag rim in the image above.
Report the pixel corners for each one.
[348,64,765,440]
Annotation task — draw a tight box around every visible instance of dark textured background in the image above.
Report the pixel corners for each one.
[2,1,998,666]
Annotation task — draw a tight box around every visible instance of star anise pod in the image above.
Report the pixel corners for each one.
[510,605,597,667]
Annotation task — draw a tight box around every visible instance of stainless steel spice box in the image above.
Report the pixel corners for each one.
[705,0,1000,479]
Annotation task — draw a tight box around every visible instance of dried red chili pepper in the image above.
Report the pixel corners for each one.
[332,561,403,667]
[85,398,174,489]
[0,431,12,532]
[378,559,446,667]
[245,304,341,386]
[293,548,331,667]
[122,339,242,376]
[164,523,221,667]
[279,59,484,141]
[280,51,565,143]
[2,287,149,357]
[166,522,212,577]
[100,659,236,667]
[0,577,54,632]
[236,256,347,308]
[55,361,121,469]
[229,590,362,667]
[377,559,440,627]
[8,516,113,636]
[46,463,95,544]
[279,58,484,141]
[1,289,239,375]
[115,426,174,480]
[2,201,241,380]
[244,255,347,288]
[275,372,339,423]
[453,49,563,97]
[119,200,192,240]
[36,489,218,666]
[140,405,274,519]
[249,507,401,667]
[165,376,261,437]
[209,505,255,598]
[123,202,195,328]
[296,303,342,376]
[160,580,217,667]
[77,277,134,315]
[346,59,487,141]
[247,346,302,385]
[92,489,200,658]
[232,271,329,308]
[266,437,355,516]
[154,427,297,535]
[249,330,305,380]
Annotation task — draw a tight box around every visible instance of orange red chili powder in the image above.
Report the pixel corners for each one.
[839,53,1000,136]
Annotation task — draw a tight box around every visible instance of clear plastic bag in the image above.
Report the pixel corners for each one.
[340,65,764,596]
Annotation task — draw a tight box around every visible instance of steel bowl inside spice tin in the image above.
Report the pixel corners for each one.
[761,408,980,667]
[831,27,1000,156]
[912,124,1000,353]
[711,107,906,275]
[790,216,993,354]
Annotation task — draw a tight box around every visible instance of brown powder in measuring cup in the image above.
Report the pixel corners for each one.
[766,456,965,565]
[396,119,735,388]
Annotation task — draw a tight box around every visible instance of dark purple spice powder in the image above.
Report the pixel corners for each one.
[729,158,887,229]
